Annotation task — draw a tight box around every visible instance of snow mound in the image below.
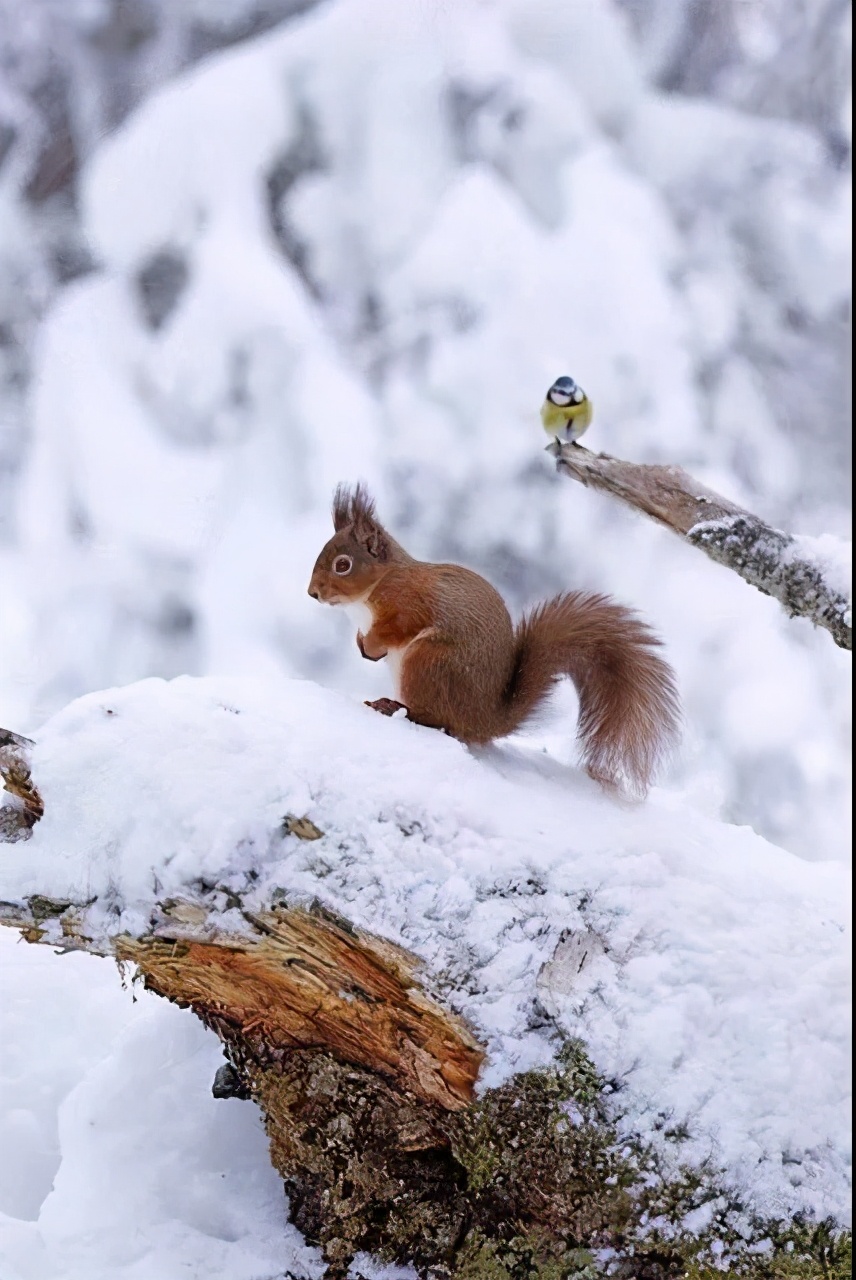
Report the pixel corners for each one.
[2,674,850,1227]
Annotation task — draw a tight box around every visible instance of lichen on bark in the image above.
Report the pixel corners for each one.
[549,442,852,650]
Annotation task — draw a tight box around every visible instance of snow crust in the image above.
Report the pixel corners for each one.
[1,675,850,1238]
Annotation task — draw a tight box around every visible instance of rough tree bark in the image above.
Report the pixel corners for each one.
[0,870,650,1270]
[0,885,494,1269]
[548,440,852,651]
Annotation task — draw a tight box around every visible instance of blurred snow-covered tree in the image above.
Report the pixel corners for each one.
[0,0,850,863]
[0,0,323,530]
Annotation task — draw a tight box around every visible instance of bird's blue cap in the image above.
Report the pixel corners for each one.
[549,376,577,393]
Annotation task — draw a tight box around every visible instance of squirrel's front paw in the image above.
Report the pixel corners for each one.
[357,632,384,662]
[364,698,409,718]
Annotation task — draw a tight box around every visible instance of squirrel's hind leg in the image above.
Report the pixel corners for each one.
[363,698,455,738]
[364,698,409,717]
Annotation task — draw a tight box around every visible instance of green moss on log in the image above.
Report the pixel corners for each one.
[224,1038,849,1278]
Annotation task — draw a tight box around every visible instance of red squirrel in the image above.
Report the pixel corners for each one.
[308,484,680,795]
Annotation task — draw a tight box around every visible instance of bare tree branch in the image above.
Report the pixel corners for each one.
[549,441,852,651]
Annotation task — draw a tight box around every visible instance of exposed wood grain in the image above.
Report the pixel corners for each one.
[0,893,484,1110]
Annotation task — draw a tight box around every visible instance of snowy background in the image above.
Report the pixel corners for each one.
[0,0,851,1276]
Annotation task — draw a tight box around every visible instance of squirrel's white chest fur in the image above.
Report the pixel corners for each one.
[343,599,373,634]
[385,647,406,698]
[342,598,408,698]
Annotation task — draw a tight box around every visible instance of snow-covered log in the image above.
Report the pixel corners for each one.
[0,679,851,1277]
[549,441,852,651]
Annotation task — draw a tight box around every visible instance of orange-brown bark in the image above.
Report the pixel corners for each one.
[2,892,483,1112]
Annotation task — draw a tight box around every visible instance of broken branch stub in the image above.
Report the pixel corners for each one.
[549,441,851,650]
[0,729,44,840]
[118,901,484,1111]
[0,891,483,1112]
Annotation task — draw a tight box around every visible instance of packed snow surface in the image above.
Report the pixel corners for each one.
[1,675,850,1241]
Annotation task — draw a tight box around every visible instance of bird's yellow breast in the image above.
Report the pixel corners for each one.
[540,398,593,436]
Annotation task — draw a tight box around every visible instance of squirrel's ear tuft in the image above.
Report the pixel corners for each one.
[332,482,376,530]
[331,482,388,559]
[332,483,355,531]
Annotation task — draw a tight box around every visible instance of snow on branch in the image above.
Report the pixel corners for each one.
[549,441,852,651]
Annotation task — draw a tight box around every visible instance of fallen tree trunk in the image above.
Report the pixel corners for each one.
[0,727,640,1272]
[548,440,852,651]
[1,690,850,1279]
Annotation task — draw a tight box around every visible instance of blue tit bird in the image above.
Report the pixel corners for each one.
[540,375,593,444]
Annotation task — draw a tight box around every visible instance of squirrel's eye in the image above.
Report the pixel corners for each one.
[332,554,353,576]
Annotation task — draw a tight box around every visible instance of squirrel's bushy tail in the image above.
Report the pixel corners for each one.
[505,592,681,795]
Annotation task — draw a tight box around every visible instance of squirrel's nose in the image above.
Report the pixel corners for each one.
[308,586,320,600]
